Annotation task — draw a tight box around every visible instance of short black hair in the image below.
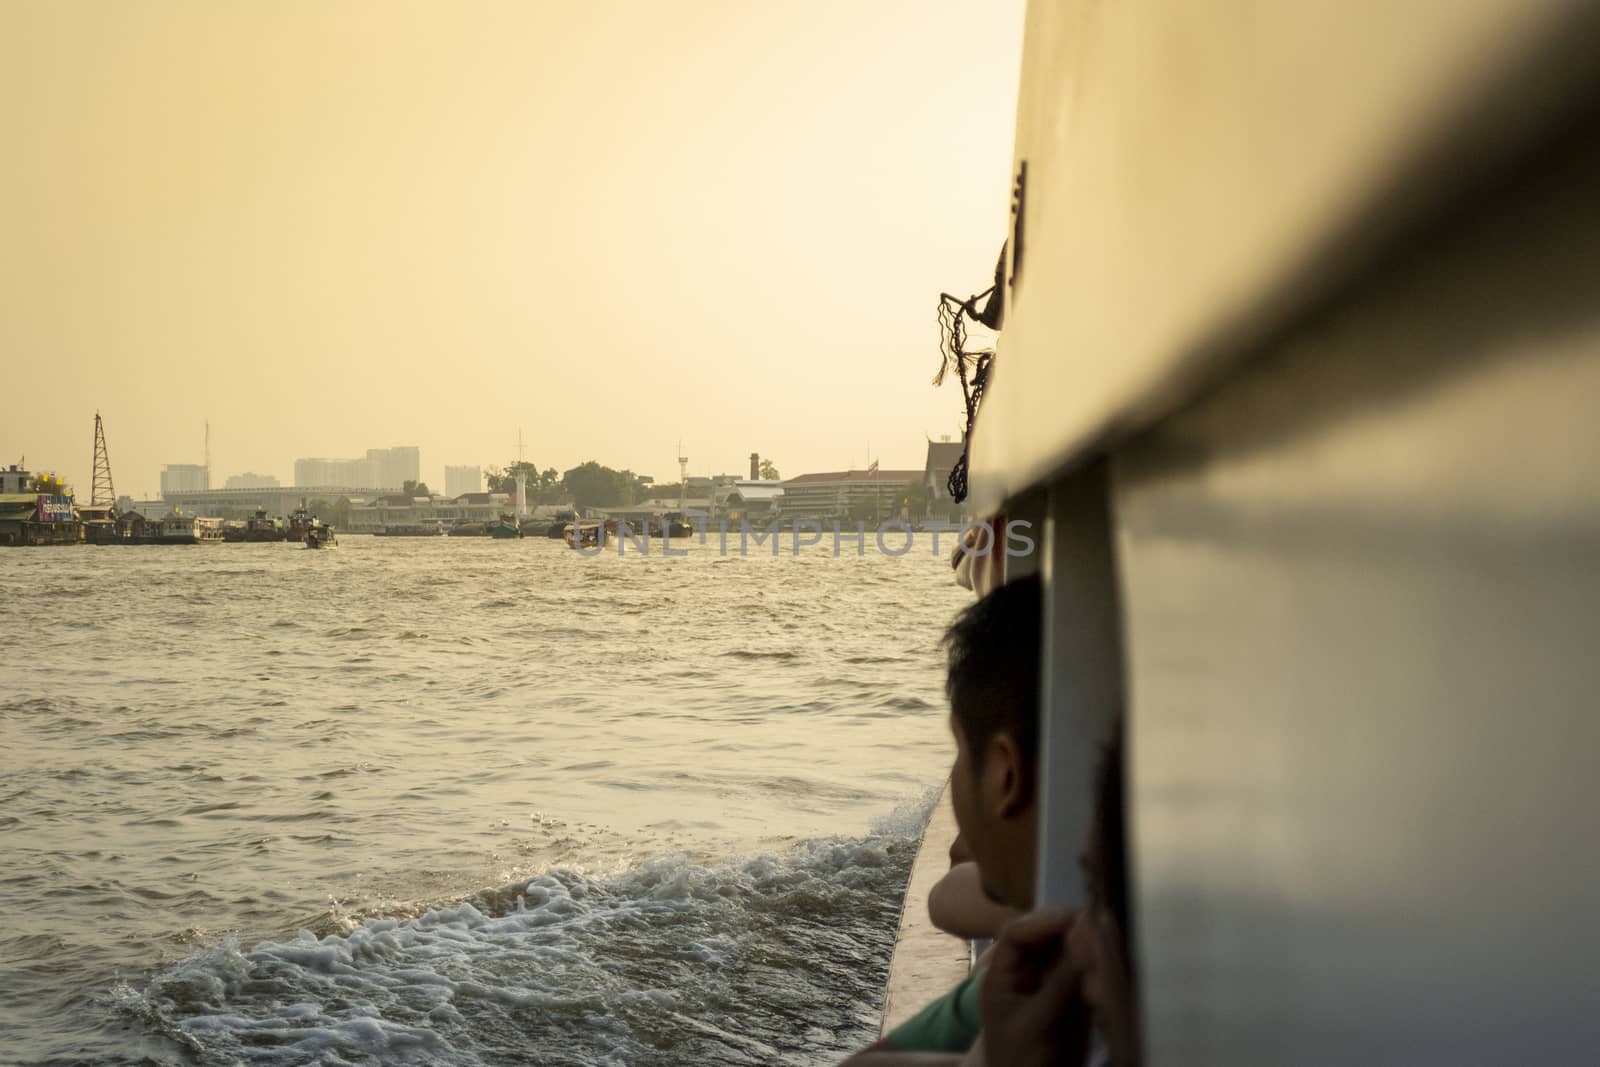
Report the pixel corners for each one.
[943,574,1043,792]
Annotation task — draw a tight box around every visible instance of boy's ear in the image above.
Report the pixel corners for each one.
[983,732,1031,819]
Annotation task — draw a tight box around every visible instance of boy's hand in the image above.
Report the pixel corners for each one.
[979,909,1090,1067]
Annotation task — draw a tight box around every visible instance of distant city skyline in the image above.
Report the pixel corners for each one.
[19,422,959,502]
[3,2,1023,500]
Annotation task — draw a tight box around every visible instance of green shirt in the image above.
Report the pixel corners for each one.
[886,972,983,1053]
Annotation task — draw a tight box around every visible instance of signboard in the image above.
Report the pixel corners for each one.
[35,495,73,522]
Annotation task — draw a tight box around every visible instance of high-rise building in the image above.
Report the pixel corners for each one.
[291,446,421,489]
[294,457,375,487]
[160,463,209,496]
[366,447,421,491]
[224,472,281,490]
[444,465,482,497]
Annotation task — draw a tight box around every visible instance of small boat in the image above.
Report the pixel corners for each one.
[660,511,694,539]
[545,509,576,538]
[562,518,615,550]
[448,522,488,537]
[488,513,523,539]
[304,523,338,549]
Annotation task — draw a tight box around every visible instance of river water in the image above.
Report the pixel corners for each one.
[2,533,972,1066]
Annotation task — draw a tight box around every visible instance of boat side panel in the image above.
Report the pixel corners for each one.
[968,0,1600,515]
[1111,125,1600,1064]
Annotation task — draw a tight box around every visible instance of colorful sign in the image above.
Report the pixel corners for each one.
[35,495,74,522]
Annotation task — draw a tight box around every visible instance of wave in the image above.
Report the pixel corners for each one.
[113,812,930,1066]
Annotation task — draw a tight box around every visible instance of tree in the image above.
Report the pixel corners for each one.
[759,459,780,480]
[402,479,432,498]
[560,461,632,510]
[486,462,539,495]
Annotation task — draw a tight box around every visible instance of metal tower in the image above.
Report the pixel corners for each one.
[90,412,115,505]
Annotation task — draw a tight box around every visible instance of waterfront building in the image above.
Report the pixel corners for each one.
[160,463,209,495]
[444,465,482,497]
[224,472,281,490]
[346,491,513,532]
[921,438,965,525]
[780,469,920,520]
[159,485,372,521]
[721,481,784,523]
[0,466,78,546]
[1,464,32,494]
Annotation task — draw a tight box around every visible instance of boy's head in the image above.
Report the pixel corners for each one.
[943,574,1043,911]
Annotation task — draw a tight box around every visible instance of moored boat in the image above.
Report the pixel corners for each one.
[245,507,286,542]
[160,511,224,545]
[376,520,446,537]
[285,504,314,544]
[488,513,522,539]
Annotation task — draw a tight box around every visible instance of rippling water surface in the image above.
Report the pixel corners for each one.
[3,535,970,1065]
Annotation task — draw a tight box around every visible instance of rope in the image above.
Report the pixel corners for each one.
[935,288,996,504]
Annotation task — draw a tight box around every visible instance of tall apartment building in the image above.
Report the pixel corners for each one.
[367,447,420,491]
[224,472,281,490]
[292,446,420,490]
[294,457,374,487]
[444,465,482,497]
[160,463,210,496]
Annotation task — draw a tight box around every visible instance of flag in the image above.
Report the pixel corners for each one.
[867,459,879,478]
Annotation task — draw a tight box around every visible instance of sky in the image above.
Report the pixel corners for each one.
[2,1,1024,498]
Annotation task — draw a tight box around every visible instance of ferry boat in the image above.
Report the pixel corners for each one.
[885,3,1600,1061]
[160,511,223,545]
[376,520,445,537]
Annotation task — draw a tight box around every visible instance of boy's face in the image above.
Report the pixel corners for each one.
[948,711,1036,911]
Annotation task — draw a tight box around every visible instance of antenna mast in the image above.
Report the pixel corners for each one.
[91,412,115,505]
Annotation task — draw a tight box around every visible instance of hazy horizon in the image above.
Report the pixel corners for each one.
[2,1,1024,498]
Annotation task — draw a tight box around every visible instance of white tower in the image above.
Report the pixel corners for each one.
[677,440,689,512]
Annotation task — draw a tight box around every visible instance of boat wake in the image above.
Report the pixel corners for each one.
[111,801,933,1066]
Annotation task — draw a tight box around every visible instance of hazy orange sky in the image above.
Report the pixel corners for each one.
[3,1,1023,497]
